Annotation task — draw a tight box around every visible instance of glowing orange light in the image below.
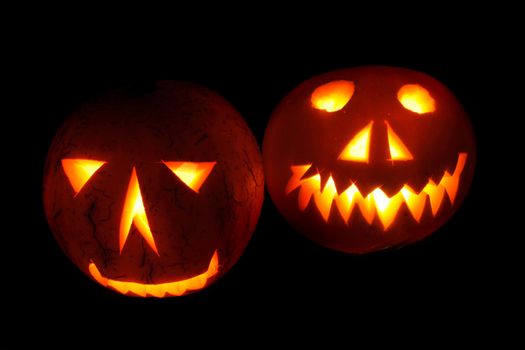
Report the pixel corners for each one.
[335,184,375,225]
[311,80,355,112]
[397,84,435,114]
[163,161,216,193]
[422,179,446,216]
[339,121,373,162]
[62,159,106,196]
[314,176,338,222]
[400,185,427,222]
[89,250,219,297]
[371,188,405,230]
[286,153,467,230]
[385,121,413,161]
[120,167,159,255]
[286,165,313,194]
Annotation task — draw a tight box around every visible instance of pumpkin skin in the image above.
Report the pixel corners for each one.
[263,66,475,254]
[43,81,264,297]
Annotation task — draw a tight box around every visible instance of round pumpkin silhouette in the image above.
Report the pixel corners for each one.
[43,81,264,297]
[263,66,475,254]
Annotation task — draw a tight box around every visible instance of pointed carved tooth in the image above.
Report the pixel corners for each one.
[207,251,219,275]
[285,153,468,228]
[440,153,468,204]
[297,174,320,211]
[423,180,446,216]
[401,185,427,222]
[286,165,312,194]
[370,188,404,231]
[108,280,132,295]
[335,184,360,223]
[440,171,458,204]
[335,184,374,225]
[454,153,468,178]
[314,176,338,222]
[357,192,376,225]
[128,283,147,297]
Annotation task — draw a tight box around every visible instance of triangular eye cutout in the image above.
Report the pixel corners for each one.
[338,121,373,162]
[385,121,413,161]
[62,159,106,196]
[163,161,217,193]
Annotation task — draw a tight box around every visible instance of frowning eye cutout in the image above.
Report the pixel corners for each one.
[397,84,435,114]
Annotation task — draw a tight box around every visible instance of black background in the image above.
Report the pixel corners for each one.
[15,21,511,336]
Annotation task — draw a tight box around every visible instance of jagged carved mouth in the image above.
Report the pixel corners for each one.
[88,250,219,297]
[286,153,467,230]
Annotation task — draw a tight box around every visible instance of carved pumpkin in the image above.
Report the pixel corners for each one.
[263,66,475,253]
[43,81,264,297]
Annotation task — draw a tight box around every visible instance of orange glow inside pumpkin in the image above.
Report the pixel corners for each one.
[62,159,106,196]
[163,161,217,193]
[311,80,355,112]
[120,167,159,255]
[338,121,373,162]
[385,121,414,161]
[89,250,219,297]
[286,153,467,230]
[397,84,436,114]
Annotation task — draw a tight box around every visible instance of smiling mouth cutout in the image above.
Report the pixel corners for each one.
[88,250,219,297]
[286,153,467,230]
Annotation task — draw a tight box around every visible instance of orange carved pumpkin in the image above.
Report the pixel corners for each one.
[43,81,264,297]
[263,66,475,253]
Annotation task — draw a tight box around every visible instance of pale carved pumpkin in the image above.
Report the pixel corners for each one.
[263,66,475,253]
[43,81,264,297]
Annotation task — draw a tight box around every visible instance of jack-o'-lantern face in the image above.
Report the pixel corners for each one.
[44,81,264,297]
[263,66,475,254]
[60,159,219,297]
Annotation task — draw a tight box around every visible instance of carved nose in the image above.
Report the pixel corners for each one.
[338,121,413,163]
[120,167,159,256]
[384,121,413,161]
[119,162,217,256]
